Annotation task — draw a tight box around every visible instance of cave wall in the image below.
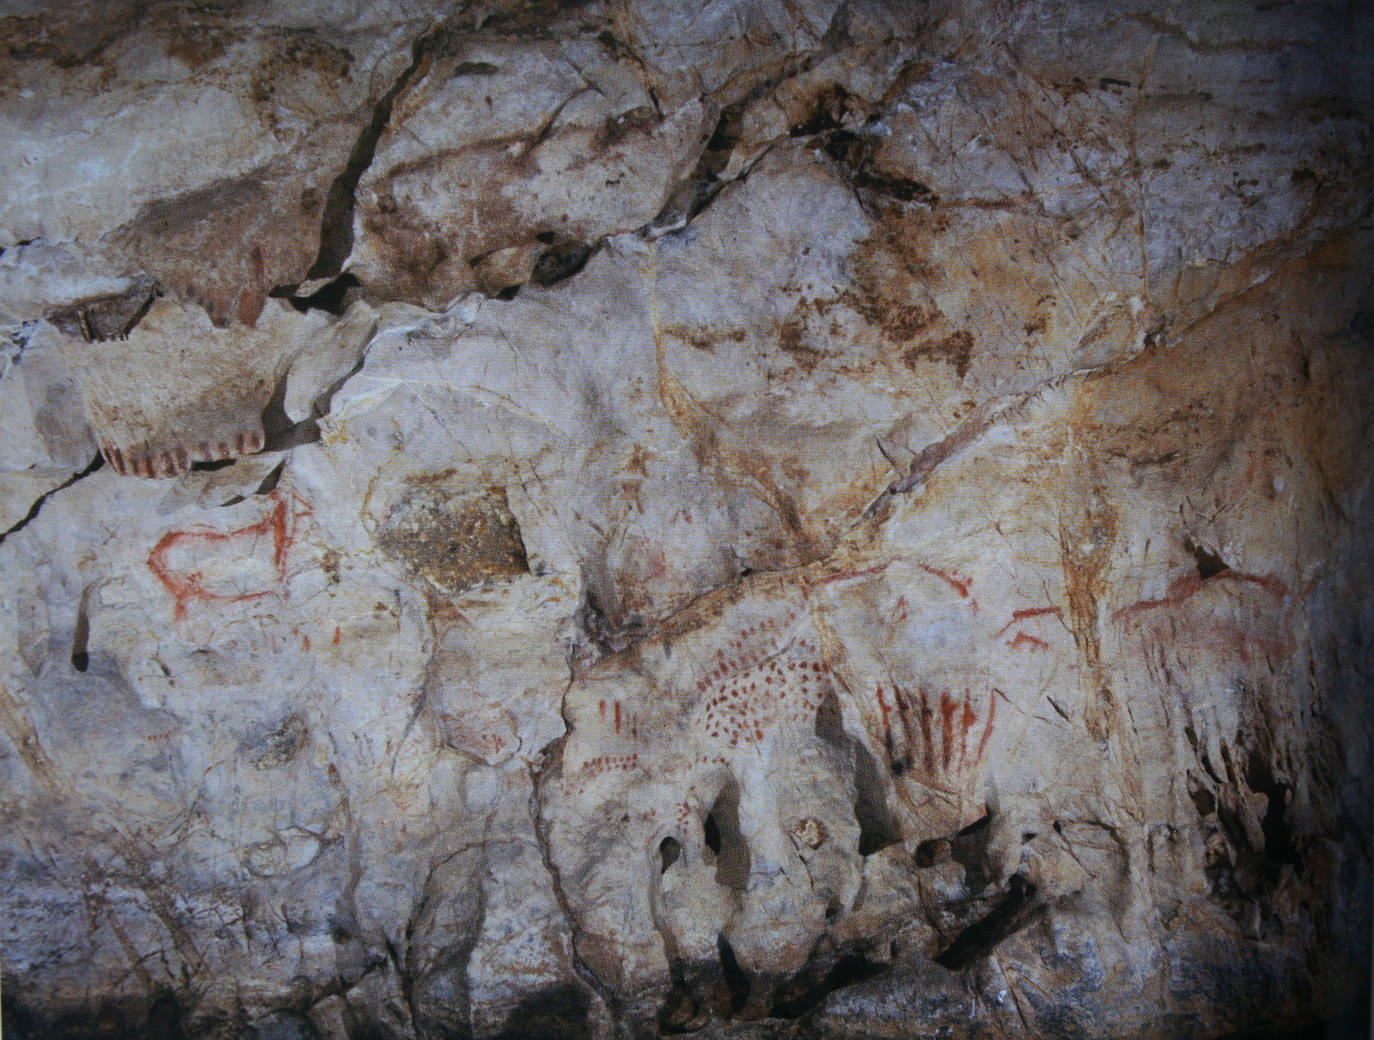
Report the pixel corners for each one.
[1,1,1372,1038]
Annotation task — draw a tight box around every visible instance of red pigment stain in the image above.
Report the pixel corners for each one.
[919,563,978,612]
[960,692,977,769]
[147,491,305,621]
[1115,569,1290,624]
[919,563,971,597]
[614,701,622,733]
[1007,632,1050,651]
[995,605,1063,637]
[977,693,996,763]
[910,691,935,773]
[940,692,958,771]
[332,626,341,646]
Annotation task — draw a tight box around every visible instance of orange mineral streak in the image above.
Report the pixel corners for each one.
[147,492,306,621]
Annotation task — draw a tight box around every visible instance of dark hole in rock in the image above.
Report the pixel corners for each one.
[704,783,749,889]
[276,272,360,315]
[70,598,89,673]
[1247,749,1299,865]
[821,129,937,206]
[789,84,853,137]
[145,993,187,1040]
[915,838,946,867]
[715,933,751,1015]
[92,1004,127,1037]
[495,284,521,301]
[855,745,903,854]
[189,457,238,472]
[704,811,722,854]
[452,60,500,76]
[657,978,706,1034]
[813,690,902,855]
[255,460,285,497]
[492,983,592,1040]
[703,101,744,158]
[949,812,995,893]
[934,874,1040,969]
[1186,536,1231,580]
[531,241,595,286]
[306,28,433,283]
[770,951,891,1018]
[660,835,682,872]
[1188,771,1217,816]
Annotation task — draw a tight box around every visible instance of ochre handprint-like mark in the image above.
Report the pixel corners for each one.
[874,685,994,795]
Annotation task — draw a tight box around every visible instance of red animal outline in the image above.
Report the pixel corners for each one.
[148,491,308,620]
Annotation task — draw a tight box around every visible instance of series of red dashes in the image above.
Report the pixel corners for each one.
[562,752,642,794]
[693,612,832,748]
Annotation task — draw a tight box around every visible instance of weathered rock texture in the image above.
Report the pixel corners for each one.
[2,1,1372,1038]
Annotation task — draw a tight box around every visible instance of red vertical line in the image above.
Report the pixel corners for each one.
[940,691,957,771]
[913,690,935,773]
[977,692,996,763]
[614,701,622,733]
[960,688,976,773]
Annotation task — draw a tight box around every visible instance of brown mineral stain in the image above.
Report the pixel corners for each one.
[904,330,973,379]
[379,487,529,594]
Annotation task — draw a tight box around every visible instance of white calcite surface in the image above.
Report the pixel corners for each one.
[1,1,1371,1038]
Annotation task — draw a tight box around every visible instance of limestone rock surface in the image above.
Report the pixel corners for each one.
[2,1,1372,1039]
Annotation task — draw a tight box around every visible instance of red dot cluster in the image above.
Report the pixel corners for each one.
[696,618,831,747]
